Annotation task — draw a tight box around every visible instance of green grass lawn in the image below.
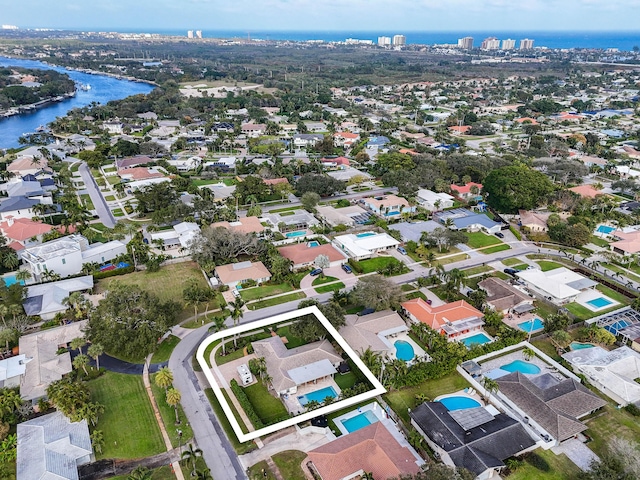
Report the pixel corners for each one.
[248,461,277,480]
[104,195,116,201]
[315,282,345,294]
[247,292,306,310]
[149,373,193,447]
[508,449,582,480]
[203,389,256,454]
[510,263,529,271]
[269,205,303,213]
[312,276,338,286]
[88,372,165,459]
[80,194,95,210]
[404,291,427,301]
[334,371,358,390]
[151,335,180,363]
[358,256,408,274]
[565,284,631,321]
[466,232,502,249]
[462,265,493,276]
[481,244,511,254]
[597,284,632,305]
[602,262,640,283]
[272,450,308,480]
[434,253,469,265]
[243,382,289,425]
[276,325,307,349]
[584,405,640,458]
[383,372,470,423]
[107,175,121,185]
[112,208,124,217]
[536,260,564,271]
[589,236,610,248]
[109,466,176,480]
[240,282,294,301]
[502,257,525,267]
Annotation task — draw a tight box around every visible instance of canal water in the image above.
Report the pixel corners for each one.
[0,56,155,149]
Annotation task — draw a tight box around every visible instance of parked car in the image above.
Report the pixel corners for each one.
[494,232,505,238]
[232,289,241,298]
[310,268,323,276]
[341,264,353,274]
[397,246,407,255]
[504,268,519,276]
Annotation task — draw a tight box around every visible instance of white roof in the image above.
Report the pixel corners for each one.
[24,276,94,318]
[417,189,454,203]
[288,359,337,385]
[516,267,593,300]
[0,354,28,381]
[22,235,84,262]
[334,232,399,257]
[80,240,126,260]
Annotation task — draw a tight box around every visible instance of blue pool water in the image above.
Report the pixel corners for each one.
[286,230,307,238]
[1,274,24,287]
[500,360,541,375]
[356,232,375,238]
[298,386,337,406]
[518,318,544,333]
[570,342,595,350]
[438,396,482,411]
[596,225,615,234]
[586,297,613,308]
[340,410,378,433]
[461,333,492,348]
[307,241,320,247]
[385,211,400,216]
[394,340,415,362]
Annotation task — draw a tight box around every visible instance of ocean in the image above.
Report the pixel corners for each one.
[110,29,640,51]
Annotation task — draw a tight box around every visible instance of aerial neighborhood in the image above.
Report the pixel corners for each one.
[0,31,639,480]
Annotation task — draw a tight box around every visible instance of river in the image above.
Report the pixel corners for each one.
[0,56,155,149]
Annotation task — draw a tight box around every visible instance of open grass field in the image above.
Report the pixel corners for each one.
[151,335,180,363]
[88,372,165,459]
[149,373,193,448]
[243,382,289,425]
[247,292,306,310]
[272,450,308,480]
[584,404,640,458]
[240,282,295,301]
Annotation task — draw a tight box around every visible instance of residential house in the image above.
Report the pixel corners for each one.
[23,276,94,320]
[320,156,350,170]
[19,320,89,400]
[366,136,390,148]
[568,184,605,199]
[241,123,267,138]
[609,229,640,255]
[251,336,342,395]
[262,210,319,233]
[361,194,415,220]
[0,217,57,250]
[214,261,271,288]
[478,277,533,314]
[450,182,483,201]
[0,197,41,222]
[293,133,324,148]
[6,156,49,177]
[1,179,44,198]
[333,232,399,260]
[0,355,28,389]
[167,156,201,172]
[103,120,124,134]
[401,298,485,340]
[515,267,598,305]
[148,222,200,250]
[315,205,371,228]
[562,346,640,406]
[333,131,360,148]
[278,242,347,270]
[448,125,472,135]
[495,371,606,443]
[211,216,265,235]
[118,166,167,182]
[411,402,536,480]
[339,311,408,355]
[519,210,550,232]
[115,155,156,169]
[416,189,455,211]
[308,423,422,480]
[17,411,93,480]
[434,208,502,234]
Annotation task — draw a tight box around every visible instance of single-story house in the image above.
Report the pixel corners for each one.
[401,298,484,340]
[0,355,28,389]
[495,371,606,443]
[390,220,441,243]
[327,167,372,182]
[262,210,319,233]
[17,411,93,480]
[568,184,605,199]
[562,346,640,407]
[450,182,483,201]
[315,205,371,228]
[23,276,94,320]
[7,156,49,177]
[211,216,265,235]
[148,222,201,249]
[308,422,422,480]
[434,208,502,234]
[515,267,597,305]
[19,320,89,401]
[339,311,408,355]
[115,155,156,169]
[277,242,347,270]
[478,277,533,314]
[333,232,399,260]
[609,229,640,255]
[241,123,267,137]
[320,156,350,170]
[416,189,455,211]
[411,402,536,480]
[251,336,342,395]
[360,194,415,220]
[519,210,550,232]
[214,261,271,288]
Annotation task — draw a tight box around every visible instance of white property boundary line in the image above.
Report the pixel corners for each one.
[196,306,387,443]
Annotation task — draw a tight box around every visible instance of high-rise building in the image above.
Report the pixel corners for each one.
[481,37,500,50]
[520,38,535,50]
[187,30,194,39]
[457,37,474,49]
[378,36,391,47]
[195,30,202,39]
[502,39,516,50]
[392,35,406,46]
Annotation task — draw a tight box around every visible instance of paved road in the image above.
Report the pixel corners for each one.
[169,324,248,480]
[78,162,116,228]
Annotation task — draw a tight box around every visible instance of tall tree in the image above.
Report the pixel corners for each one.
[166,388,182,425]
[155,367,174,393]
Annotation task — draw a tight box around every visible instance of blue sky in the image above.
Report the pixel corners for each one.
[4,0,640,32]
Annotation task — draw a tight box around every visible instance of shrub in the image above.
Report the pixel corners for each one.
[93,265,135,279]
[624,403,640,416]
[348,258,363,273]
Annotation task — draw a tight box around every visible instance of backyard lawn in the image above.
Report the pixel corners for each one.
[151,335,180,363]
[334,371,358,390]
[584,404,640,458]
[272,450,308,480]
[240,282,294,301]
[243,382,289,425]
[88,372,165,459]
[150,373,193,448]
[508,449,582,480]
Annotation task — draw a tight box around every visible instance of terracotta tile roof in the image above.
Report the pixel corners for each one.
[568,184,604,199]
[263,177,289,186]
[448,125,472,134]
[308,422,420,480]
[450,182,483,195]
[334,132,360,139]
[210,216,264,234]
[0,218,53,241]
[7,157,48,173]
[215,261,271,285]
[514,117,538,124]
[278,243,345,265]
[117,167,165,181]
[401,298,483,332]
[321,156,350,166]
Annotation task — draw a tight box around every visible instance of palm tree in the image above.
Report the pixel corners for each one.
[482,377,499,402]
[195,469,214,480]
[15,270,31,285]
[181,443,203,477]
[522,347,535,361]
[155,367,174,393]
[87,343,104,370]
[90,430,104,454]
[70,337,85,355]
[73,354,90,376]
[229,298,245,348]
[166,387,182,424]
[211,315,228,355]
[127,466,153,480]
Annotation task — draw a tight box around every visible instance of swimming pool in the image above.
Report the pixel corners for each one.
[438,396,482,411]
[356,232,375,238]
[1,274,24,287]
[570,342,595,350]
[394,340,415,362]
[297,386,337,406]
[596,225,615,234]
[460,332,492,348]
[518,318,544,333]
[286,230,307,238]
[385,211,400,216]
[586,297,613,309]
[340,410,378,433]
[500,360,541,375]
[308,241,320,247]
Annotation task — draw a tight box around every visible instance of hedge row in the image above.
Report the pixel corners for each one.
[93,265,135,280]
[348,258,364,274]
[229,379,264,429]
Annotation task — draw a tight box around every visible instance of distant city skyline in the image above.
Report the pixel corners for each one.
[3,0,640,32]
